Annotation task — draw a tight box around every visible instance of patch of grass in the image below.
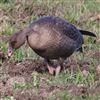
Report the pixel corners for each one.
[1,96,14,100]
[50,91,88,100]
[0,42,7,53]
[1,24,15,35]
[11,47,39,61]
[48,69,96,87]
[13,83,33,91]
[49,91,73,100]
[0,0,12,3]
[12,49,27,61]
[31,72,40,87]
[84,0,100,12]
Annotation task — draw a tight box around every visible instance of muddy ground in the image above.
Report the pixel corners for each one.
[0,35,100,100]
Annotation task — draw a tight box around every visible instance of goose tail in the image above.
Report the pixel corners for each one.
[79,30,96,37]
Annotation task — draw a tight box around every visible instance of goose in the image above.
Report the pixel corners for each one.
[7,16,96,75]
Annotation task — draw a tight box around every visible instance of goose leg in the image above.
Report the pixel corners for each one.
[47,65,55,75]
[55,58,65,76]
[55,65,61,76]
[45,58,65,75]
[45,59,55,75]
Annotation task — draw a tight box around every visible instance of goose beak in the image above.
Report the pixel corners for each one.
[7,47,13,58]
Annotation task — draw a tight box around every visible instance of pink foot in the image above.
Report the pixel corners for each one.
[47,65,61,75]
[47,65,55,75]
[55,66,61,76]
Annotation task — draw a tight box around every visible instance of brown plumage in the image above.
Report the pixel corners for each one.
[8,16,96,75]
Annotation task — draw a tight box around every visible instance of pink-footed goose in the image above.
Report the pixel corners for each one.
[7,16,96,75]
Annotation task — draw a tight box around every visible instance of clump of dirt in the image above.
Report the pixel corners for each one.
[0,81,5,97]
[67,84,88,97]
[0,35,10,43]
[63,60,79,73]
[93,51,100,60]
[0,51,6,62]
[8,59,47,77]
[15,89,44,100]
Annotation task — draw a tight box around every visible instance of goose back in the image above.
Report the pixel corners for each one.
[27,16,84,59]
